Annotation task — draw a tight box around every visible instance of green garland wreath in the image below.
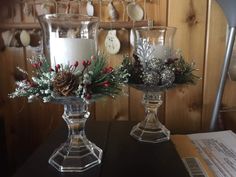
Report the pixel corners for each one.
[9,54,130,102]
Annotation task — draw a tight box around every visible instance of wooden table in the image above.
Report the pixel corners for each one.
[13,121,190,177]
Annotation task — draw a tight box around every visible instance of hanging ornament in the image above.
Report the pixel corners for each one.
[108,1,119,21]
[86,0,94,16]
[127,1,143,21]
[23,2,33,16]
[160,68,175,86]
[20,30,30,47]
[130,29,140,48]
[105,30,121,55]
[1,30,14,47]
[29,30,41,47]
[12,30,22,47]
[36,1,55,15]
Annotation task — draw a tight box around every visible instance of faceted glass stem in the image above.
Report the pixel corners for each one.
[48,101,102,172]
[130,92,170,143]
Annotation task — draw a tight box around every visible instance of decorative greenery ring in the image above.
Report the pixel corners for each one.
[9,54,130,102]
[121,52,199,90]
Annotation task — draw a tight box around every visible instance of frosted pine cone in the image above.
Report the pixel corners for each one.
[53,71,78,96]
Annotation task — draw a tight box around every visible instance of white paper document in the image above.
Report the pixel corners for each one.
[188,130,236,177]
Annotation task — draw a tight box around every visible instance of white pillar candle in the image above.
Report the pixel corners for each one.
[50,37,96,70]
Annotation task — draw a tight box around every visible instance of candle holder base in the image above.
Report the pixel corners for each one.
[49,139,102,172]
[48,97,103,172]
[130,121,170,143]
[129,89,170,143]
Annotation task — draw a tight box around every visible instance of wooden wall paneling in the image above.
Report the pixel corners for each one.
[129,0,168,122]
[99,0,106,21]
[221,42,236,131]
[221,80,236,131]
[13,1,22,23]
[94,0,129,121]
[25,47,63,146]
[0,2,14,24]
[145,0,155,20]
[93,1,100,19]
[98,0,126,22]
[129,87,144,121]
[0,47,32,168]
[157,0,168,25]
[202,0,227,130]
[95,29,130,121]
[166,0,207,133]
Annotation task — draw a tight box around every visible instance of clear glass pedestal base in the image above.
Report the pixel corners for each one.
[130,91,170,143]
[49,138,102,172]
[48,98,102,172]
[130,121,170,143]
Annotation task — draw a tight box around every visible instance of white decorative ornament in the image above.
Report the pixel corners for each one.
[105,30,120,55]
[20,30,31,47]
[23,2,33,16]
[36,1,54,15]
[108,1,119,21]
[86,1,94,16]
[127,2,144,21]
[1,30,14,47]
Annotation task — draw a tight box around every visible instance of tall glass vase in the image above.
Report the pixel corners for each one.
[130,91,170,143]
[130,26,176,143]
[38,14,101,172]
[49,98,102,172]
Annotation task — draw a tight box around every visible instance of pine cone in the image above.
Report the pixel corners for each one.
[53,71,78,96]
[132,54,144,84]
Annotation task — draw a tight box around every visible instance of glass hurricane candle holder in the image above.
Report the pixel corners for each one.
[38,14,101,172]
[130,26,176,143]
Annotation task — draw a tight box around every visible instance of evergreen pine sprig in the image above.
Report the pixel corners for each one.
[122,54,199,87]
[9,54,129,102]
[89,54,129,97]
[172,56,200,84]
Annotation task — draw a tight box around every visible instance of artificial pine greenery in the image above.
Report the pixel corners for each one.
[9,54,129,102]
[122,54,199,86]
[172,56,199,84]
[89,54,129,96]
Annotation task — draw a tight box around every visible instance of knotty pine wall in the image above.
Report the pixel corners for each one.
[1,0,236,171]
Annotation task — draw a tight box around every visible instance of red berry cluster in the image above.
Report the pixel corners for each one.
[74,61,79,67]
[54,64,61,72]
[85,93,92,100]
[82,60,91,67]
[103,80,110,87]
[103,67,113,74]
[32,61,42,69]
[96,80,110,87]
